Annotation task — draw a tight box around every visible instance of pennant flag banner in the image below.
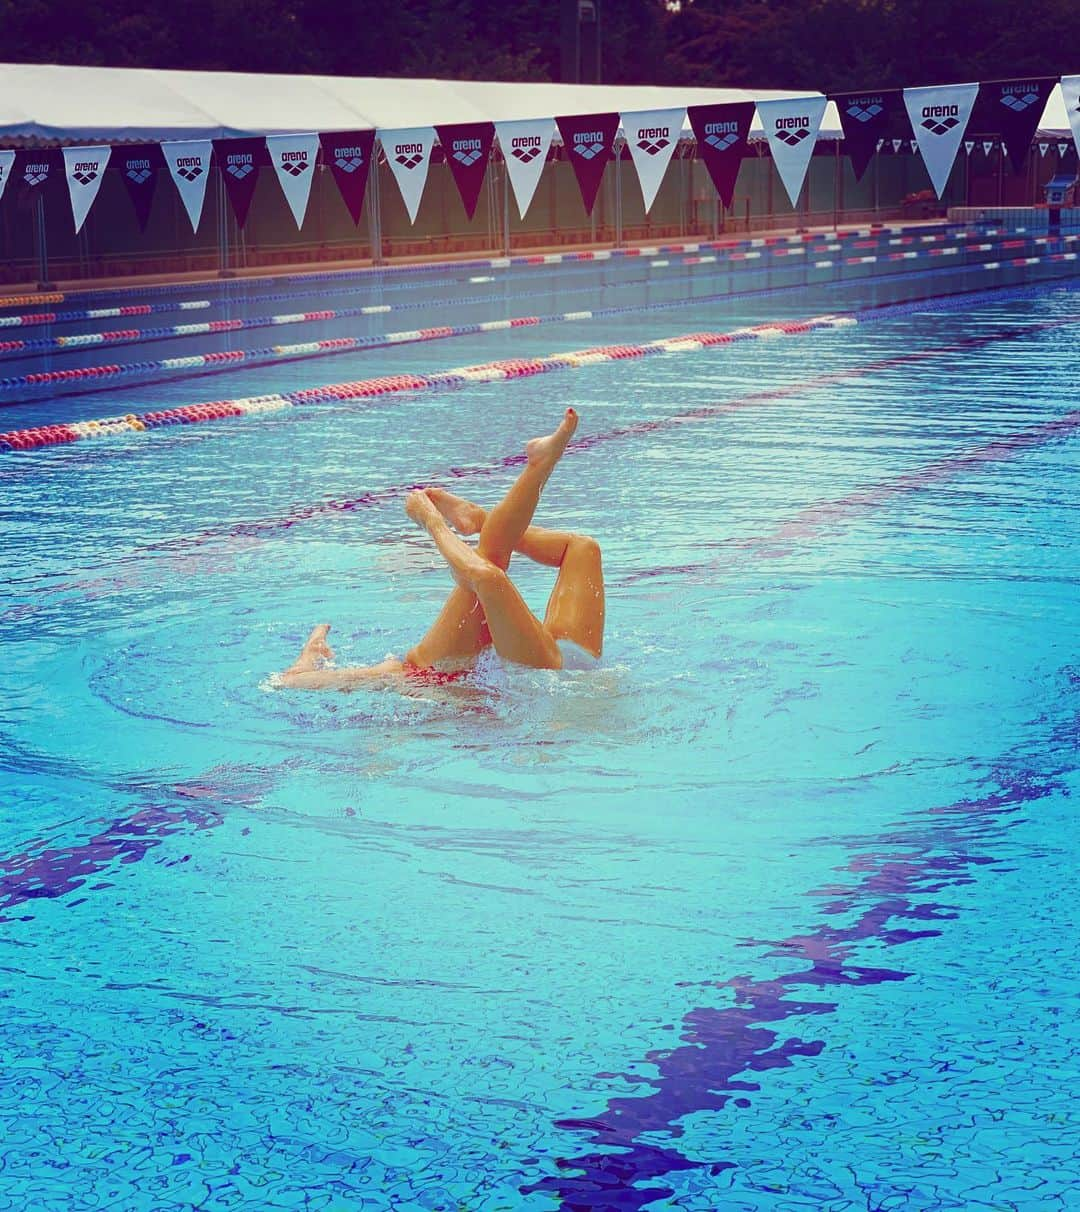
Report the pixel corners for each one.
[15,148,62,198]
[266,133,320,229]
[972,78,1055,174]
[892,138,903,153]
[904,82,979,198]
[555,111,620,215]
[1060,76,1080,161]
[964,140,975,155]
[436,122,495,220]
[161,139,213,232]
[1039,142,1049,157]
[830,88,906,181]
[382,126,436,224]
[214,137,267,229]
[687,102,755,208]
[111,143,164,232]
[62,145,111,233]
[983,141,995,156]
[495,118,555,220]
[0,150,15,207]
[319,129,375,226]
[756,96,828,207]
[622,107,684,213]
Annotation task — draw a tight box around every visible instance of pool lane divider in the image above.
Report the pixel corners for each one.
[0,316,857,452]
[0,225,1011,336]
[0,221,973,313]
[1,228,1072,402]
[6,274,1080,459]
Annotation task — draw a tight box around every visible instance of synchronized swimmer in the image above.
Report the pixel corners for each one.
[278,408,604,691]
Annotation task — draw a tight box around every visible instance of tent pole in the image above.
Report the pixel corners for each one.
[369,145,383,266]
[217,168,234,279]
[614,139,623,248]
[34,194,54,291]
[503,160,511,256]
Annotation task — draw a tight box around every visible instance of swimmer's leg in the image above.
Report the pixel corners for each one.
[426,491,604,658]
[278,624,404,691]
[404,493,561,669]
[404,586,490,669]
[474,408,578,567]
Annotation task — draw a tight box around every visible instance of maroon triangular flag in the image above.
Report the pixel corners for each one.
[687,102,755,209]
[970,77,1055,175]
[111,143,164,232]
[556,112,620,215]
[319,129,375,226]
[213,137,267,229]
[436,122,495,221]
[829,89,909,182]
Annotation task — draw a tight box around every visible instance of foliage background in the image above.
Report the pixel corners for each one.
[1,0,1077,89]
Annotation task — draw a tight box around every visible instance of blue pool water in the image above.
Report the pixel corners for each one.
[1,255,1079,1210]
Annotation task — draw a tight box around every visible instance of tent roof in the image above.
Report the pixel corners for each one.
[0,64,1073,144]
[0,63,824,142]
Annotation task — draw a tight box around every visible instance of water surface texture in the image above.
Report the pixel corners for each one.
[1,267,1079,1211]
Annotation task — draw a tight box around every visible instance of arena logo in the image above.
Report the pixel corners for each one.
[278,150,308,177]
[572,131,606,160]
[703,120,740,152]
[332,147,365,173]
[394,143,424,170]
[226,153,255,180]
[774,116,810,146]
[921,104,960,136]
[124,160,153,185]
[71,161,100,186]
[451,138,483,167]
[510,135,543,163]
[23,162,51,186]
[845,97,884,122]
[999,84,1041,112]
[635,126,671,156]
[176,156,204,182]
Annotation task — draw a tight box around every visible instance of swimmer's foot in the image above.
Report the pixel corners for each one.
[426,488,485,536]
[286,623,334,675]
[525,408,578,471]
[405,490,492,591]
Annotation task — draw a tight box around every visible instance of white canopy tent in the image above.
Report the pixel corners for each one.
[0,64,1074,145]
[0,63,825,142]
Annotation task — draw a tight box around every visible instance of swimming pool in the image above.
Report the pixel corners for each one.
[2,246,1079,1210]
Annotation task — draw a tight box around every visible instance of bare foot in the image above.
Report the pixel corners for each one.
[404,489,443,529]
[426,488,485,535]
[285,623,334,675]
[525,408,578,469]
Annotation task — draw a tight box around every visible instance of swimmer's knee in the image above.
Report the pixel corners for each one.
[569,534,601,561]
[472,560,508,591]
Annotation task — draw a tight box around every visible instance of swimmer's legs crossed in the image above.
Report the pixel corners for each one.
[405,410,579,669]
[427,489,604,659]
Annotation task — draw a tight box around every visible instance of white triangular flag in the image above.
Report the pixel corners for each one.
[892,138,902,153]
[266,133,320,229]
[982,141,995,156]
[0,150,14,206]
[964,140,975,155]
[1039,142,1049,157]
[910,139,919,153]
[904,82,979,197]
[62,145,110,233]
[876,138,884,151]
[1060,76,1080,161]
[380,126,436,224]
[621,107,684,213]
[161,140,213,232]
[495,118,555,220]
[756,96,828,206]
